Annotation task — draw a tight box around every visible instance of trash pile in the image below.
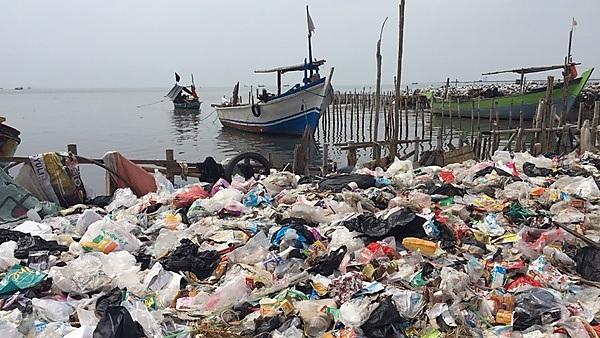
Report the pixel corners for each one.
[3,150,600,337]
[430,81,547,101]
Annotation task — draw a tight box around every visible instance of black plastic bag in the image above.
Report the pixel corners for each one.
[318,174,376,192]
[93,306,145,338]
[385,208,427,240]
[342,208,426,241]
[361,297,407,338]
[575,246,600,282]
[96,288,123,318]
[309,246,347,276]
[523,162,553,177]
[513,288,563,331]
[0,229,68,259]
[427,183,466,197]
[472,166,514,179]
[161,239,220,279]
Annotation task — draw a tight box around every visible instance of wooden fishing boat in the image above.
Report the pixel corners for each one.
[0,117,21,160]
[166,73,202,110]
[427,67,593,120]
[213,6,334,136]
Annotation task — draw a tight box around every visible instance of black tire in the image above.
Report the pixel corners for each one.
[224,152,271,181]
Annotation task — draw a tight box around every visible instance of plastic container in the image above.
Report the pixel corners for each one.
[402,237,438,256]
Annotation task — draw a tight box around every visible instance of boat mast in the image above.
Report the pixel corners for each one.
[306,5,314,77]
[561,20,575,125]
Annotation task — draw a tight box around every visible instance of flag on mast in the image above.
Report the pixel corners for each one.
[175,72,181,83]
[572,17,578,27]
[306,6,315,37]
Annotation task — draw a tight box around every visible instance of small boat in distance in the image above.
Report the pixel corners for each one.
[213,6,334,136]
[0,117,21,163]
[166,73,202,110]
[14,87,23,91]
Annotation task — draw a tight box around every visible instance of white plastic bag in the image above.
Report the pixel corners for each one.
[339,297,376,327]
[32,298,75,322]
[49,254,111,294]
[386,157,413,176]
[0,241,18,272]
[98,251,144,295]
[80,219,141,253]
[75,210,103,236]
[202,188,243,213]
[154,170,175,194]
[106,188,138,212]
[14,221,53,237]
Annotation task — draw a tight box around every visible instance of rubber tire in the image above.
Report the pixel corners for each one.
[224,152,271,181]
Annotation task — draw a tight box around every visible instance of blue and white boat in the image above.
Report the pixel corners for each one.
[215,6,334,136]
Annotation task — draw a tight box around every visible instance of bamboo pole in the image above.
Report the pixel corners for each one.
[394,0,406,146]
[593,101,600,147]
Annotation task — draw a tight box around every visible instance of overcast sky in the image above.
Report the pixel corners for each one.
[1,0,598,88]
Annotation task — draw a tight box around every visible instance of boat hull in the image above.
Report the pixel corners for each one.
[174,100,202,110]
[429,68,593,120]
[0,123,21,160]
[216,77,333,136]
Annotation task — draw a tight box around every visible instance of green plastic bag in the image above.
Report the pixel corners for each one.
[0,264,47,295]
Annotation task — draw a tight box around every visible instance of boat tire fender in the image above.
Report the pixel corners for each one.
[251,104,261,117]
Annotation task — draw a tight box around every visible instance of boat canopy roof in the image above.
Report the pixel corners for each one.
[165,84,194,100]
[482,63,581,76]
[165,85,184,100]
[0,117,5,123]
[255,59,326,74]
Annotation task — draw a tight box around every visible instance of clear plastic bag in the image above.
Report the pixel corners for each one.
[32,298,74,322]
[339,297,376,327]
[228,231,270,265]
[48,254,110,294]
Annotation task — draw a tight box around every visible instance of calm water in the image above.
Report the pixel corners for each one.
[0,85,525,195]
[0,87,320,195]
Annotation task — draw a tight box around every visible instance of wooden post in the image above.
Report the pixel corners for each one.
[346,93,351,141]
[413,138,421,163]
[394,0,406,144]
[515,127,524,152]
[372,143,381,161]
[347,141,358,167]
[470,101,475,146]
[577,102,584,130]
[542,76,554,151]
[321,143,329,175]
[593,101,600,147]
[362,89,367,141]
[165,149,175,183]
[67,144,78,155]
[277,71,282,96]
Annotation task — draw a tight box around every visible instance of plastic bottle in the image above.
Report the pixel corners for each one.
[261,247,295,271]
[402,237,438,256]
[296,299,337,338]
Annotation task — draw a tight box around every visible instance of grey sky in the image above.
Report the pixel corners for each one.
[1,0,598,88]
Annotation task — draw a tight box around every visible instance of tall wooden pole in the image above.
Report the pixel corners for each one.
[374,17,388,143]
[393,0,406,147]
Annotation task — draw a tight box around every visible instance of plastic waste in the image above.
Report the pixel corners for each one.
[360,297,407,338]
[80,219,141,253]
[75,210,103,236]
[474,213,505,237]
[296,299,337,338]
[512,288,565,331]
[575,246,600,282]
[92,305,145,338]
[228,231,270,265]
[203,275,250,312]
[0,241,19,272]
[154,171,175,195]
[32,298,74,322]
[106,188,137,212]
[201,188,243,214]
[173,184,209,207]
[387,288,426,319]
[0,264,47,295]
[402,237,439,257]
[49,254,110,294]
